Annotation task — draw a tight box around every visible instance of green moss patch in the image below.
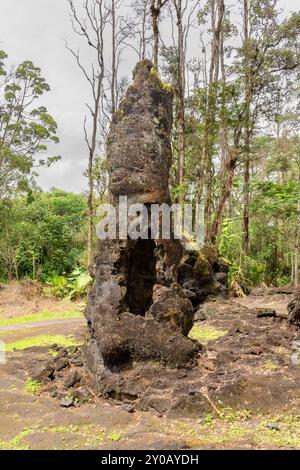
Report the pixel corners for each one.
[24,378,42,395]
[0,427,35,450]
[6,334,82,351]
[189,324,227,343]
[0,424,122,450]
[160,411,300,449]
[107,430,122,442]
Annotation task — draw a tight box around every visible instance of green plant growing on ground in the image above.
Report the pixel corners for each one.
[49,269,92,300]
[24,378,42,395]
[107,431,122,442]
[6,334,81,351]
[204,413,214,427]
[264,360,279,371]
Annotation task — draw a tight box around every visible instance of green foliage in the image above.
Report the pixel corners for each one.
[24,378,42,395]
[162,0,300,290]
[0,51,60,197]
[0,189,87,281]
[49,268,92,300]
[49,276,69,299]
[67,268,92,299]
[218,218,266,288]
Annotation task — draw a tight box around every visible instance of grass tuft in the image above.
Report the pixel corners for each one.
[6,334,82,351]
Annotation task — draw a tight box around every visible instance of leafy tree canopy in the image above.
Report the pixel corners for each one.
[0,51,60,197]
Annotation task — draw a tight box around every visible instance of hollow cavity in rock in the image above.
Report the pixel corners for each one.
[125,238,156,316]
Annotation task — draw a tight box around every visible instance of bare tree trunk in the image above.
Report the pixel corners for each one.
[151,1,160,69]
[203,0,224,241]
[242,0,251,253]
[150,0,168,70]
[242,127,251,252]
[293,165,300,287]
[210,124,242,242]
[67,0,107,275]
[174,0,185,193]
[111,0,116,115]
[140,0,149,59]
[87,71,103,274]
[219,23,227,174]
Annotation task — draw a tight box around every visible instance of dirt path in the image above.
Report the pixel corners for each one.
[233,292,291,316]
[0,317,84,333]
[0,281,82,320]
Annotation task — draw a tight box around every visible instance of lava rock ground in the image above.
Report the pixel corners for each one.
[31,297,300,419]
[1,294,300,449]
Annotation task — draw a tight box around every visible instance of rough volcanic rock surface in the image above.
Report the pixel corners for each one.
[288,288,300,327]
[107,59,173,205]
[32,296,300,420]
[179,245,229,305]
[146,283,194,336]
[86,61,202,374]
[85,60,229,404]
[90,299,300,418]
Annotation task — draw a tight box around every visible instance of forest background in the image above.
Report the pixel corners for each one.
[0,0,299,295]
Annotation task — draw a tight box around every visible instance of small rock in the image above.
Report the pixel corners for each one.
[194,309,207,322]
[46,384,58,398]
[59,396,74,408]
[250,346,263,355]
[71,356,84,367]
[203,360,215,371]
[256,308,277,318]
[217,350,240,364]
[214,272,227,284]
[177,370,187,379]
[55,357,69,372]
[265,423,280,431]
[64,370,80,388]
[31,362,55,383]
[229,322,250,335]
[55,348,68,359]
[121,403,135,413]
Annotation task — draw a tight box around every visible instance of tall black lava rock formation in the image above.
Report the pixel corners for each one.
[84,60,228,396]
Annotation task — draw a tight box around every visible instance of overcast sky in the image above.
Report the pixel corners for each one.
[0,0,298,194]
